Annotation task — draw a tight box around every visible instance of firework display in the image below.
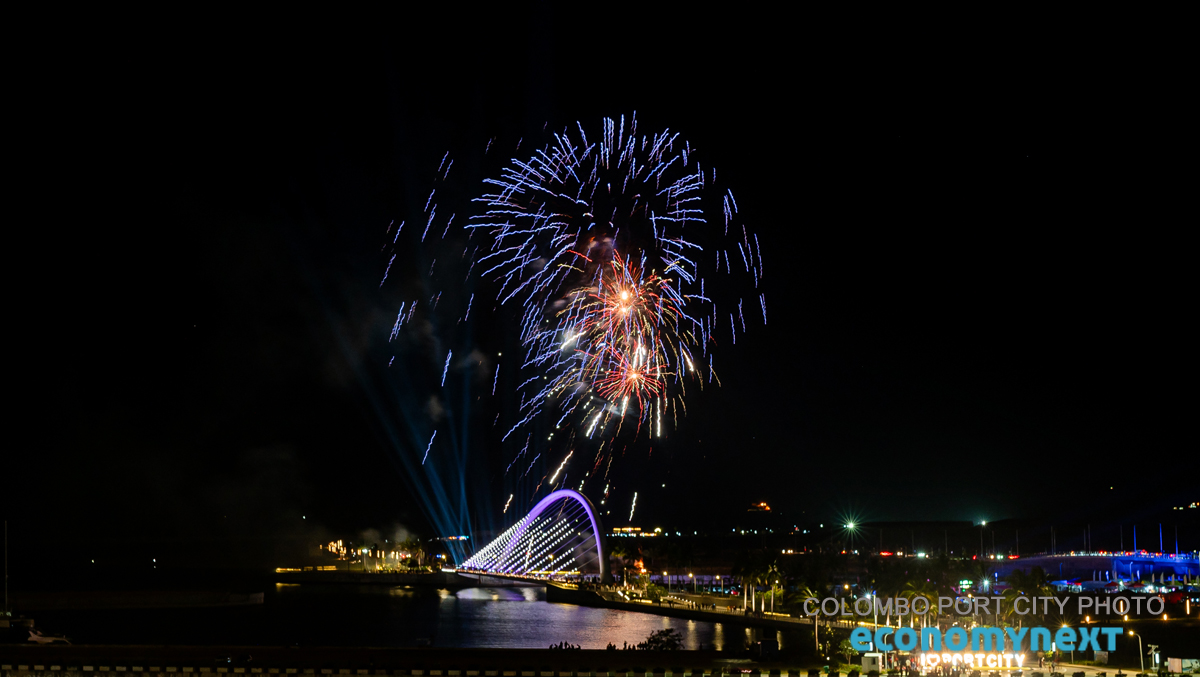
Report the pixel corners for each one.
[381,114,764,527]
[468,114,764,446]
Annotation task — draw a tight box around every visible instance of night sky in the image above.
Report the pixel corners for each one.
[13,11,1193,571]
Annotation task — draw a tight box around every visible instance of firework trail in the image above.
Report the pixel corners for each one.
[380,254,395,287]
[463,293,474,322]
[521,453,541,478]
[422,430,437,465]
[549,450,573,485]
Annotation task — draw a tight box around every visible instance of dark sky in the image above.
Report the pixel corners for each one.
[13,10,1193,568]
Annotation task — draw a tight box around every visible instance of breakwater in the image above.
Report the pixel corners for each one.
[273,572,538,587]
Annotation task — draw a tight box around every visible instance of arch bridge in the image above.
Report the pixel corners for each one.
[461,489,610,583]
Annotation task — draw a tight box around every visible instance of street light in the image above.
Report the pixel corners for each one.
[866,591,878,630]
[1129,631,1144,675]
[715,575,722,595]
[689,572,695,594]
[665,571,670,593]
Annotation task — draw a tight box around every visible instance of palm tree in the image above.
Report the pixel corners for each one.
[902,580,938,628]
[795,583,825,653]
[872,557,907,628]
[731,556,749,611]
[746,566,766,613]
[1005,566,1054,626]
[609,544,630,587]
[398,537,426,570]
[1001,586,1024,629]
[764,560,783,613]
[732,551,770,612]
[748,555,781,614]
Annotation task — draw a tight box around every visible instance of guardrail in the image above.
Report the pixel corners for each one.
[0,667,815,677]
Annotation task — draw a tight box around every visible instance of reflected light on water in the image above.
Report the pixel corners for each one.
[422,587,794,650]
[34,584,803,650]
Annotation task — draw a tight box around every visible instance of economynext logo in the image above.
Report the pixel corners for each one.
[849,625,1123,669]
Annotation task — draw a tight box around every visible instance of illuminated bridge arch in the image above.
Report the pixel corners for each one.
[462,489,609,582]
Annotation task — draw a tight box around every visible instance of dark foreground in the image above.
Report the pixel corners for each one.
[0,647,811,674]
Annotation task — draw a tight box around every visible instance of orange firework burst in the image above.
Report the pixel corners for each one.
[557,252,690,429]
[592,345,665,405]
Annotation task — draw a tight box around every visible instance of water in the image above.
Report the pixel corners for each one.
[30,584,805,650]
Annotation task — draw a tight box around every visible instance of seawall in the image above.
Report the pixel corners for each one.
[274,572,538,587]
[544,586,829,633]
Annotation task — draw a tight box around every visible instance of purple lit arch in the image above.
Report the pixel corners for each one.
[499,489,609,582]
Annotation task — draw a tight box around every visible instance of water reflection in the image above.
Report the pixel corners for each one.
[452,587,537,601]
[420,587,789,650]
[36,583,804,649]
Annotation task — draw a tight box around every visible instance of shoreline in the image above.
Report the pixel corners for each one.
[544,585,850,634]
